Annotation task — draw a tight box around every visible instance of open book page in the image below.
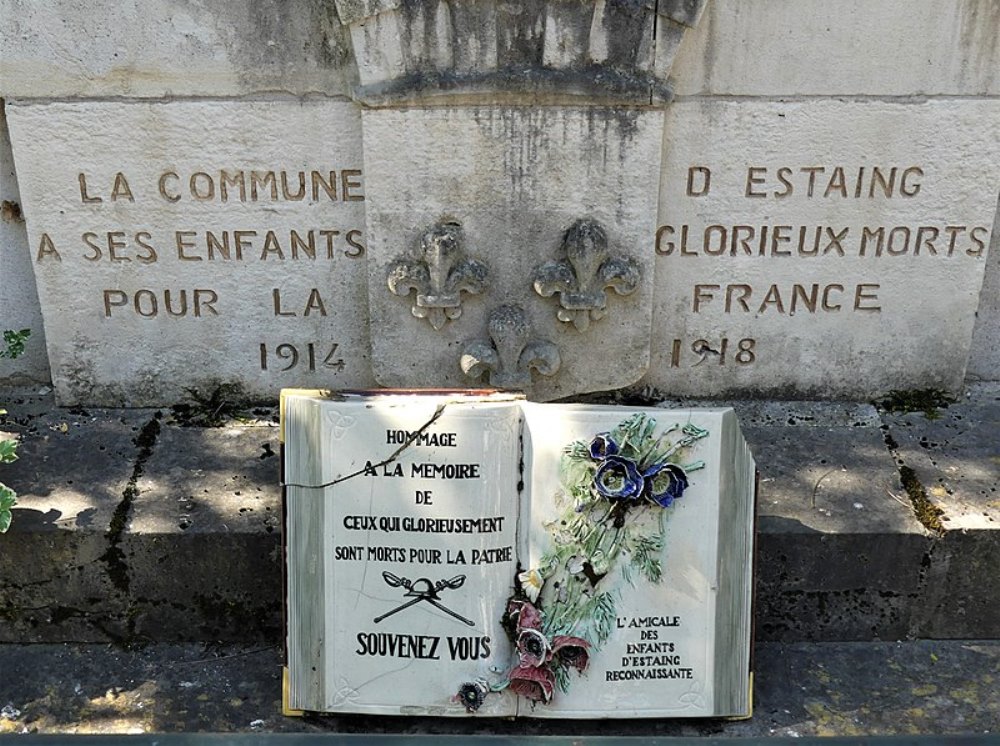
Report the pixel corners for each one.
[284,391,523,716]
[514,404,751,718]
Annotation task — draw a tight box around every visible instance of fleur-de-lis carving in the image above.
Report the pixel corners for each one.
[461,305,561,389]
[532,218,640,331]
[387,220,489,330]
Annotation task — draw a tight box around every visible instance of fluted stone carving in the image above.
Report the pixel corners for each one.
[333,0,709,105]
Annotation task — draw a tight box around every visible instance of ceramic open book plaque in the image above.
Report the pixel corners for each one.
[281,390,756,718]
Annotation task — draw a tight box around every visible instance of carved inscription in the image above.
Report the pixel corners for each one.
[657,163,993,372]
[660,164,989,269]
[41,167,367,378]
[669,338,756,367]
[259,343,346,372]
[5,100,382,404]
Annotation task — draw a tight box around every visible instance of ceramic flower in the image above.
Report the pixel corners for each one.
[643,462,689,507]
[567,555,586,576]
[594,456,644,500]
[588,549,609,575]
[507,599,543,632]
[588,433,619,459]
[454,415,710,712]
[517,628,552,668]
[551,635,591,672]
[508,663,555,703]
[518,568,544,602]
[454,679,489,713]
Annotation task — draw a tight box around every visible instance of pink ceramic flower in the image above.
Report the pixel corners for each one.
[516,628,552,668]
[508,663,555,703]
[507,599,543,632]
[551,635,590,672]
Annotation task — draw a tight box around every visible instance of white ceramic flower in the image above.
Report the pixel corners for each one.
[518,568,544,602]
[567,555,586,575]
[589,550,609,575]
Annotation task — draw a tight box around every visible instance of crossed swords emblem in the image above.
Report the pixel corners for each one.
[373,571,474,626]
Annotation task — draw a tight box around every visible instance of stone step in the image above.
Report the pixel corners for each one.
[0,639,997,736]
[0,384,997,645]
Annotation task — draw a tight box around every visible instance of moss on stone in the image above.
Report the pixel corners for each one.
[878,389,956,420]
[899,465,945,534]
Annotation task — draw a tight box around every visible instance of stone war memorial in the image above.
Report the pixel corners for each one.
[1,0,999,737]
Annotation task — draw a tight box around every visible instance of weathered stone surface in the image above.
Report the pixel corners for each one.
[744,409,930,642]
[968,195,1000,381]
[671,0,1000,97]
[644,99,1000,398]
[131,423,281,536]
[363,106,662,399]
[6,100,375,406]
[0,103,49,385]
[882,383,1000,532]
[748,423,919,536]
[756,531,930,643]
[0,398,285,643]
[0,398,147,642]
[881,382,1000,638]
[6,0,997,102]
[2,640,999,735]
[913,530,1000,640]
[125,423,283,641]
[4,393,1000,643]
[339,0,698,105]
[0,0,355,99]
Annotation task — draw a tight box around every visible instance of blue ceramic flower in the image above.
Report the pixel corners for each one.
[594,456,644,500]
[643,462,689,507]
[455,680,488,713]
[588,433,620,460]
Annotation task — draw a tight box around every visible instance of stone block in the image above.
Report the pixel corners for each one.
[967,195,1000,381]
[882,382,1000,532]
[124,423,283,641]
[342,0,685,105]
[0,0,355,98]
[747,423,920,537]
[0,103,49,385]
[0,399,148,642]
[742,412,932,642]
[671,0,1000,97]
[912,529,1000,639]
[755,532,930,642]
[643,99,1000,398]
[6,100,376,406]
[881,382,1000,638]
[130,423,282,536]
[0,403,285,643]
[362,106,662,399]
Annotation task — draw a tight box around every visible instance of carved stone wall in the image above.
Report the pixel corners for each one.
[1,0,999,402]
[335,0,707,105]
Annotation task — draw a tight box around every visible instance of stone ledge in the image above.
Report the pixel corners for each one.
[0,639,997,735]
[353,65,674,107]
[1,385,997,644]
